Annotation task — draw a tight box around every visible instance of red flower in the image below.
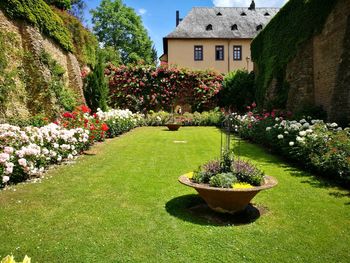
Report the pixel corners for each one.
[81,105,91,113]
[62,112,74,118]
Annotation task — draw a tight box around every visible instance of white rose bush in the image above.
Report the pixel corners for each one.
[0,105,143,187]
[231,107,350,185]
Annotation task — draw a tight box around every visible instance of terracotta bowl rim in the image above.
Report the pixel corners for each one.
[178,175,278,192]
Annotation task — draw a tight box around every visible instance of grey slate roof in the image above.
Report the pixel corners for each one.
[166,7,279,39]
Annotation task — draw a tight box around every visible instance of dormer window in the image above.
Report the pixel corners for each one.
[264,12,270,16]
[216,12,222,16]
[256,24,263,31]
[206,24,213,31]
[231,24,238,31]
[240,12,247,16]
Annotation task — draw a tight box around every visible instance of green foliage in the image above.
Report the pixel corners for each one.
[0,32,20,109]
[91,0,155,65]
[0,0,74,51]
[45,0,71,10]
[209,172,238,188]
[219,70,255,112]
[251,0,338,108]
[53,7,98,66]
[146,109,224,127]
[40,51,77,111]
[84,51,109,112]
[99,46,121,66]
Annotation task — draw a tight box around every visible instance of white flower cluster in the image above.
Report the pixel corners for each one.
[96,108,143,124]
[0,123,90,184]
[260,118,343,146]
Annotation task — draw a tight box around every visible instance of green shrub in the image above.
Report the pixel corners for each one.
[0,0,74,51]
[219,70,255,112]
[209,173,238,188]
[84,51,109,112]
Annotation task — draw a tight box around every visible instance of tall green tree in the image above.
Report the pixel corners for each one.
[84,50,109,112]
[91,0,154,65]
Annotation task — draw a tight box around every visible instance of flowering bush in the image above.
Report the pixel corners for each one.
[0,123,89,185]
[232,110,350,185]
[95,108,144,137]
[106,64,223,112]
[0,105,143,187]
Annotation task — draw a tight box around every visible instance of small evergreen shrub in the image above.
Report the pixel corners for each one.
[219,70,255,112]
[84,51,109,112]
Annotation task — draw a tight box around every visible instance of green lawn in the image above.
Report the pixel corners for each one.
[0,127,349,262]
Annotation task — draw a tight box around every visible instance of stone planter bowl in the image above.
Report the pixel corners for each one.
[179,175,278,214]
[166,123,181,131]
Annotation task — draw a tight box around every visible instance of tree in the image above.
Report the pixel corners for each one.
[84,51,109,112]
[91,0,154,65]
[151,45,158,65]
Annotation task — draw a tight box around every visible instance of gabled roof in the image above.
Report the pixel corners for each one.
[166,7,279,39]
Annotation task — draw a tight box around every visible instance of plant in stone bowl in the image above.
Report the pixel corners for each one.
[166,107,182,131]
[179,152,277,214]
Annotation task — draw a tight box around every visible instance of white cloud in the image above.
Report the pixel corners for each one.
[212,0,288,7]
[138,8,147,15]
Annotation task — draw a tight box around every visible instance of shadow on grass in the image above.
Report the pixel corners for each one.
[232,137,350,202]
[165,194,265,226]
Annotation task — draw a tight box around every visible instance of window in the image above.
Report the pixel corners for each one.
[240,12,247,16]
[264,12,270,16]
[206,24,213,31]
[256,24,263,31]
[215,46,224,61]
[194,45,203,61]
[233,45,242,60]
[216,12,222,16]
[231,24,238,31]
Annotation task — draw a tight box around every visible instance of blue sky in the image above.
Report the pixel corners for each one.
[84,0,288,57]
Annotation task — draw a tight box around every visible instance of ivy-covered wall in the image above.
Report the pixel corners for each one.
[0,0,74,51]
[251,0,338,109]
[0,0,98,67]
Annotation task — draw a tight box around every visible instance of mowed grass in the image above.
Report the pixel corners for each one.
[0,127,349,263]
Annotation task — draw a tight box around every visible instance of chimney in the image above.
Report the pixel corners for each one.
[248,0,256,10]
[176,10,180,26]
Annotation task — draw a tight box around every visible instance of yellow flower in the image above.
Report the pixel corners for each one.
[1,255,15,263]
[1,255,31,263]
[232,182,254,189]
[22,256,31,263]
[184,172,194,179]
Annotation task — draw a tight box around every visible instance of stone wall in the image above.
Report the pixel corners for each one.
[0,9,85,121]
[282,0,350,124]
